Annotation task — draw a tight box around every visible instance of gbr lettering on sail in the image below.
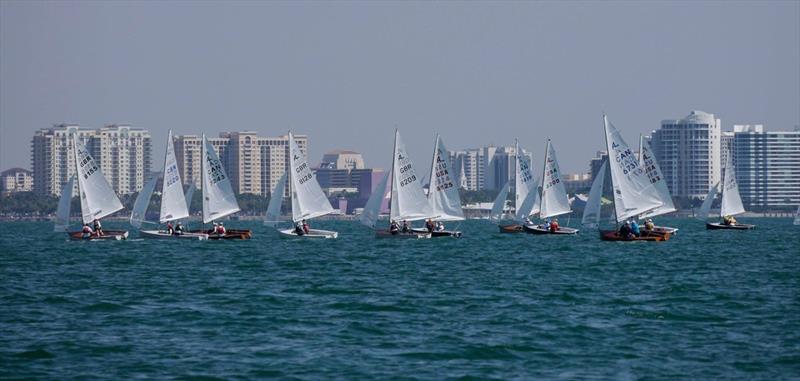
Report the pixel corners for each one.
[398,152,418,187]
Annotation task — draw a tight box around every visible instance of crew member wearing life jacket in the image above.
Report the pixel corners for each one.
[175,222,184,235]
[295,221,305,236]
[389,220,400,235]
[425,219,435,233]
[217,222,226,235]
[302,219,310,234]
[166,222,174,235]
[550,218,559,233]
[82,224,94,239]
[401,220,409,233]
[93,219,104,236]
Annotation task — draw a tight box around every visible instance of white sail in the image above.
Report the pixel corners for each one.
[427,135,465,221]
[201,134,240,223]
[184,183,196,213]
[490,181,511,221]
[288,132,335,222]
[696,182,719,221]
[540,140,571,219]
[514,141,539,220]
[639,138,676,218]
[720,149,746,217]
[130,173,160,228]
[603,115,662,222]
[72,134,124,224]
[582,160,607,227]
[159,130,190,223]
[54,176,75,232]
[264,171,287,227]
[390,130,435,221]
[794,205,800,225]
[360,170,390,228]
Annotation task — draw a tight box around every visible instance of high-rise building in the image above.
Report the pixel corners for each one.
[320,150,365,170]
[721,131,735,170]
[173,132,307,196]
[650,110,722,199]
[31,124,152,196]
[448,145,533,191]
[1,168,33,193]
[731,125,800,209]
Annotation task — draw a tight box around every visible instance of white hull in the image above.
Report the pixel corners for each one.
[523,224,579,235]
[651,225,679,235]
[375,229,431,239]
[410,227,462,238]
[140,230,209,240]
[278,228,338,239]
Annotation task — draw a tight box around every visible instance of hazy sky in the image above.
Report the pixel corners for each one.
[1,1,798,174]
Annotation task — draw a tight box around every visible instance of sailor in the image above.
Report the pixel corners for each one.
[212,222,219,234]
[217,222,227,235]
[550,218,559,233]
[389,220,400,235]
[723,215,737,225]
[543,219,551,231]
[401,220,409,233]
[644,219,655,231]
[630,219,641,237]
[436,221,445,231]
[175,222,184,235]
[618,221,633,239]
[166,222,175,235]
[93,219,104,236]
[425,219,435,233]
[302,219,310,234]
[82,223,94,239]
[295,221,305,236]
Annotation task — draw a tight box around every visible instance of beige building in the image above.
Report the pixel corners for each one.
[31,124,152,196]
[174,132,308,196]
[1,168,34,193]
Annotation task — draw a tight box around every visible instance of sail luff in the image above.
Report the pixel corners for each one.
[54,176,75,232]
[159,130,190,223]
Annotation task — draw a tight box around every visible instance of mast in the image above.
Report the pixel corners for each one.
[201,133,207,225]
[539,139,550,219]
[390,128,399,220]
[427,133,439,200]
[602,114,619,226]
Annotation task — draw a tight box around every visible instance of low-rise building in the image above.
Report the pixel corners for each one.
[1,168,34,193]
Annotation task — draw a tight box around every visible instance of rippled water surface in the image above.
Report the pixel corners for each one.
[1,218,799,379]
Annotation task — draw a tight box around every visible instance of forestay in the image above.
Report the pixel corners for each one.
[639,138,676,219]
[427,135,464,221]
[390,130,435,221]
[360,170,390,228]
[288,132,335,222]
[514,141,539,220]
[581,160,607,227]
[73,135,124,224]
[201,134,240,223]
[696,182,719,221]
[130,173,160,228]
[720,149,745,217]
[160,130,190,223]
[540,140,571,219]
[490,181,510,221]
[54,176,75,232]
[264,171,287,227]
[603,115,662,222]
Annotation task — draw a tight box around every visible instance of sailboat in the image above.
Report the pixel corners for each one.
[581,160,608,229]
[523,139,578,234]
[133,131,208,240]
[637,135,679,235]
[410,134,464,237]
[55,134,128,240]
[492,140,539,233]
[702,149,755,230]
[597,115,670,241]
[372,129,434,238]
[265,132,338,239]
[188,134,251,239]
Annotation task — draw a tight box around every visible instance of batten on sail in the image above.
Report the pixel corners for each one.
[201,134,240,224]
[426,134,464,221]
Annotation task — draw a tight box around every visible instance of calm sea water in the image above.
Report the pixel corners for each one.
[1,218,798,380]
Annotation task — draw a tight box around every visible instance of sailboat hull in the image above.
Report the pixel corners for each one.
[523,225,579,235]
[140,230,209,240]
[600,230,670,242]
[278,228,338,239]
[68,230,129,241]
[188,229,252,240]
[498,224,523,233]
[706,222,755,230]
[410,228,462,238]
[375,230,431,239]
[650,225,679,235]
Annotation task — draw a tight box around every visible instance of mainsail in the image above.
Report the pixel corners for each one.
[288,132,335,222]
[514,140,539,220]
[539,140,571,219]
[582,160,607,227]
[603,115,662,222]
[696,182,719,221]
[720,149,745,217]
[72,134,124,224]
[264,171,287,227]
[390,130,435,221]
[130,173,160,228]
[427,134,464,221]
[201,134,240,223]
[54,176,75,232]
[490,181,510,221]
[639,137,676,218]
[159,130,190,223]
[360,170,390,228]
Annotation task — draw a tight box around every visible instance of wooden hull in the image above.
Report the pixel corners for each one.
[410,228,462,238]
[706,222,755,230]
[278,228,338,239]
[188,229,252,240]
[498,224,523,233]
[140,230,209,240]
[68,230,129,241]
[600,230,670,242]
[375,229,431,239]
[651,225,679,235]
[523,224,579,235]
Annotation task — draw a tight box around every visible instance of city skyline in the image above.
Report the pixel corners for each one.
[1,1,799,174]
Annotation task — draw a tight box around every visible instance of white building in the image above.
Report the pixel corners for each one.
[732,125,800,209]
[31,124,152,196]
[449,145,534,191]
[1,168,33,193]
[650,110,722,199]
